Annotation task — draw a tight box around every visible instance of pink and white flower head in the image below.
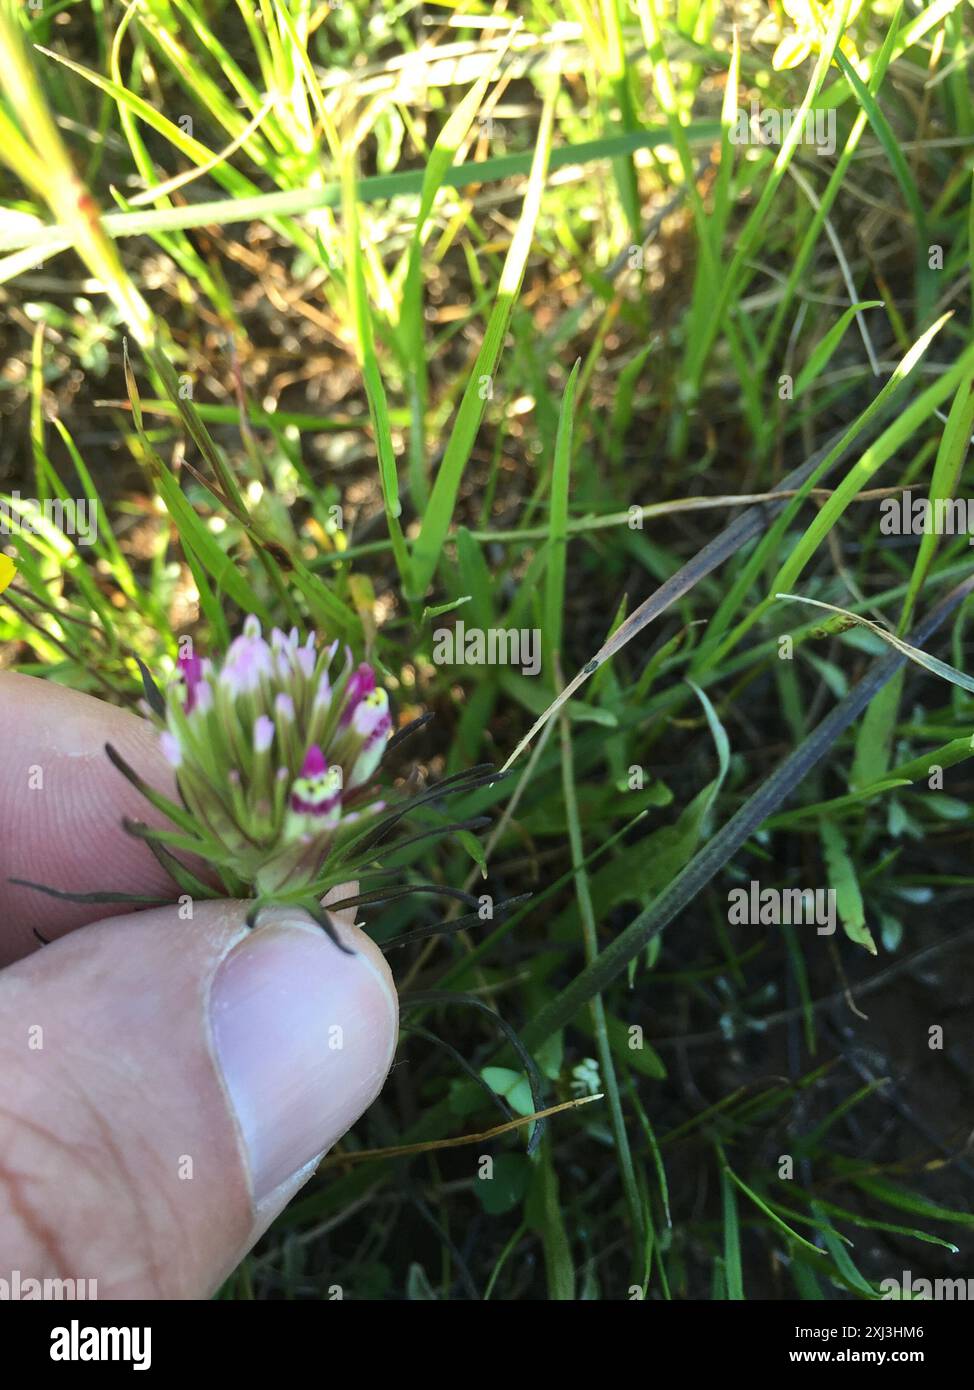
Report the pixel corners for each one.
[156,620,393,894]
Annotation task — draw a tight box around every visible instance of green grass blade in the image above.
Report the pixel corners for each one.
[543,360,580,675]
[412,85,556,597]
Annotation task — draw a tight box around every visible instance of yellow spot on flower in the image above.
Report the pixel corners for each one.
[0,555,15,595]
[771,0,864,72]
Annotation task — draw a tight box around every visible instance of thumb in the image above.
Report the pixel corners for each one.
[0,900,398,1299]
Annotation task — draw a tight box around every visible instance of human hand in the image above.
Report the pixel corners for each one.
[0,672,398,1299]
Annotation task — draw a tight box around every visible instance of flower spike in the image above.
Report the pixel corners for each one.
[147,620,394,897]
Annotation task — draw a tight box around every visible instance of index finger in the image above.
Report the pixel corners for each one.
[0,672,188,964]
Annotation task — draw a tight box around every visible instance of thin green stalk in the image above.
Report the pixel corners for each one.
[559,698,645,1256]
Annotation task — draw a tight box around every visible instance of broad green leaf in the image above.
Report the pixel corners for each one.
[819,816,876,953]
[475,1153,532,1216]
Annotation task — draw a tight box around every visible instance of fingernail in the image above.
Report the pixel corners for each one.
[209,920,398,1206]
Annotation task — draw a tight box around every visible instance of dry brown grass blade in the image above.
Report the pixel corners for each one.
[318,1093,603,1168]
[500,431,851,772]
